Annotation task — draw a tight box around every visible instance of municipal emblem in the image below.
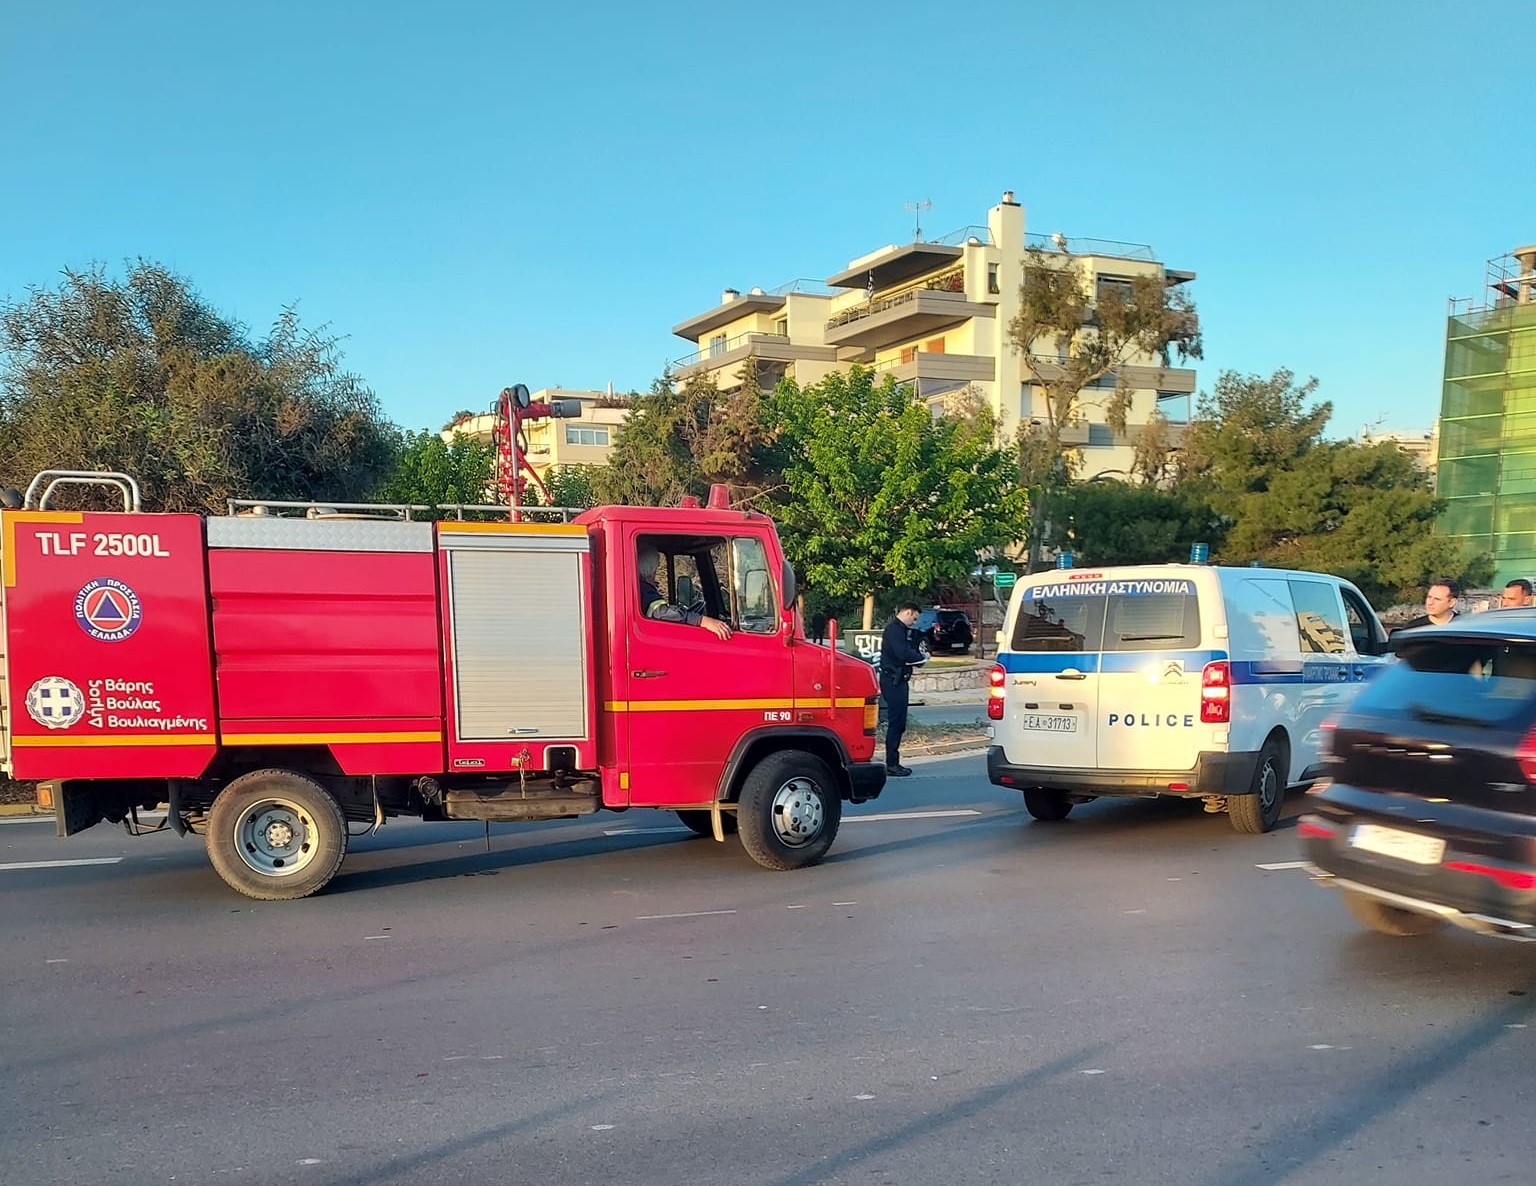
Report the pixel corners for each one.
[74,577,143,642]
[26,676,84,730]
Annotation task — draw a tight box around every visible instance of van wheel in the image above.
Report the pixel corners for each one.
[1342,889,1446,936]
[676,810,738,838]
[1229,740,1287,834]
[206,769,348,900]
[737,752,841,870]
[1022,789,1073,821]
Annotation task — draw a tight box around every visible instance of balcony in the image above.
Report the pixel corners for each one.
[824,288,994,352]
[672,332,838,381]
[872,351,995,387]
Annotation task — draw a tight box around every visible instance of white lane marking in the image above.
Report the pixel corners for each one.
[846,809,982,823]
[591,1124,615,1131]
[298,1159,323,1166]
[1080,1069,1106,1075]
[46,959,68,964]
[1507,1024,1528,1030]
[854,1093,875,1100]
[833,901,858,906]
[364,935,391,941]
[1309,1044,1334,1050]
[604,827,691,836]
[0,857,123,871]
[635,909,737,921]
[1256,861,1310,871]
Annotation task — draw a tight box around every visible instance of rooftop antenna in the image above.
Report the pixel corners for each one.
[904,199,932,242]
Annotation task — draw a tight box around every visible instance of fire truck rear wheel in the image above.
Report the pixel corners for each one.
[676,810,738,837]
[737,752,841,871]
[206,769,349,901]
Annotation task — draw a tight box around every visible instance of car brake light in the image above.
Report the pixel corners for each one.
[1517,722,1536,783]
[1200,660,1230,724]
[1296,818,1337,840]
[987,663,1005,721]
[1443,861,1536,892]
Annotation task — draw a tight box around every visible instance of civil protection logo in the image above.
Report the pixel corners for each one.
[75,577,143,642]
[26,676,84,730]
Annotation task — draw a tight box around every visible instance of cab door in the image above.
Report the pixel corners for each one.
[619,527,792,806]
[1285,578,1353,778]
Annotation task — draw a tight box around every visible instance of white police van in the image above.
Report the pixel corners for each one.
[985,564,1389,832]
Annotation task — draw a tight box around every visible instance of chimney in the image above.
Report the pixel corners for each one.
[722,287,740,304]
[1001,190,1018,205]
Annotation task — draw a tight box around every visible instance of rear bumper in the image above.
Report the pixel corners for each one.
[847,761,886,804]
[1308,868,1536,941]
[985,747,1258,798]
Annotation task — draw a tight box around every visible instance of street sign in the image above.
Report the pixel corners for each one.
[994,572,1017,589]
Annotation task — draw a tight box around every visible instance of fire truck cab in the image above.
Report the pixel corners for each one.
[0,471,886,899]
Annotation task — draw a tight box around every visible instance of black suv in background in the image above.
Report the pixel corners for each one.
[1302,611,1536,941]
[917,607,974,655]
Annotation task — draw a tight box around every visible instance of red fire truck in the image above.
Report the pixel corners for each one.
[0,470,885,899]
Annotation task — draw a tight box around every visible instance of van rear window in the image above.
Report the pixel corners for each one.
[1012,592,1201,653]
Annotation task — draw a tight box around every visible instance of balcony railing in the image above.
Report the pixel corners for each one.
[766,278,835,296]
[1025,232,1156,261]
[671,331,789,370]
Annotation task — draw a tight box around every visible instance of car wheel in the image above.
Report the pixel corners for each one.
[205,769,348,900]
[1022,789,1073,821]
[1229,738,1287,834]
[1341,889,1446,937]
[737,752,841,870]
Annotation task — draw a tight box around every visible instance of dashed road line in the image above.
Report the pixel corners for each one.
[1256,861,1310,871]
[635,909,738,921]
[0,857,123,871]
[846,809,982,823]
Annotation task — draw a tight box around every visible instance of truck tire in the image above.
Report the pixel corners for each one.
[1341,889,1446,937]
[737,752,841,871]
[206,769,348,900]
[1229,738,1287,834]
[676,810,738,837]
[1022,789,1073,821]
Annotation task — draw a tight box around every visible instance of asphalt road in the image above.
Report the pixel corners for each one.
[3,755,1534,1186]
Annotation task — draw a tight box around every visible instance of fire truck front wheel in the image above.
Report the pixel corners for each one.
[737,752,842,871]
[206,769,349,900]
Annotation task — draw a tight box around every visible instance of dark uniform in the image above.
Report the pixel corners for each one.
[879,616,927,773]
[1399,611,1459,630]
[640,577,705,626]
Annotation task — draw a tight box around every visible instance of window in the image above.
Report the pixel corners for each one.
[1011,590,1201,653]
[1339,586,1387,656]
[1287,581,1347,655]
[1087,424,1114,447]
[772,319,788,337]
[730,536,778,634]
[564,426,610,446]
[709,334,727,357]
[987,264,1000,294]
[1096,276,1134,307]
[1011,593,1104,652]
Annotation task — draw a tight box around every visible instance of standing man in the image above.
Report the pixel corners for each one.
[879,601,928,777]
[1400,579,1461,630]
[1502,578,1533,608]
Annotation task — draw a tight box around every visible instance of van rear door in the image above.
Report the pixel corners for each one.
[1093,579,1213,772]
[994,579,1104,769]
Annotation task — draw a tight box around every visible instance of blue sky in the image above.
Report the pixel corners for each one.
[3,0,1528,438]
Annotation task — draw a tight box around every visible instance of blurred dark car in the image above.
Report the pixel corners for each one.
[916,607,973,655]
[1301,611,1536,940]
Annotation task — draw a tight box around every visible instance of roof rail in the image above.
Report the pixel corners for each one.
[25,470,141,512]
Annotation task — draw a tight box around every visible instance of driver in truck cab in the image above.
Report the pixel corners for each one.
[638,544,732,640]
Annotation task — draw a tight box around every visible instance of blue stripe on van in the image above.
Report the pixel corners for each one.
[995,652,1102,674]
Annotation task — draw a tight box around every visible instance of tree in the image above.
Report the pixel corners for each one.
[1007,248,1202,567]
[0,262,396,511]
[1178,369,1489,604]
[1058,479,1220,567]
[770,369,1028,628]
[589,369,777,508]
[377,428,495,511]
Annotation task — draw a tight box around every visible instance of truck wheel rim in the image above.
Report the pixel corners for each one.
[770,777,824,847]
[233,798,318,878]
[1258,760,1280,813]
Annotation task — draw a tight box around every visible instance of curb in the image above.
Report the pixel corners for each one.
[0,802,48,817]
[906,737,989,758]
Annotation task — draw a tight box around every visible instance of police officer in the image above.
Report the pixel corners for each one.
[879,601,927,776]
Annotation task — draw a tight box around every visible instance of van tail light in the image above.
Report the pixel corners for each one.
[1517,722,1536,783]
[1200,660,1231,723]
[987,663,1006,721]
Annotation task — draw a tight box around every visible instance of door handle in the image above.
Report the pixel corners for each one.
[1054,671,1087,681]
[631,670,668,679]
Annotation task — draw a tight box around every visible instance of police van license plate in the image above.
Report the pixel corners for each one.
[1348,823,1445,866]
[1018,713,1076,733]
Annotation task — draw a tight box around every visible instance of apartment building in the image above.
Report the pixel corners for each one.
[669,192,1199,478]
[443,389,629,478]
[1437,244,1536,584]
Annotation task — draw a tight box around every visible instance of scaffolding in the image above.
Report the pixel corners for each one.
[1438,245,1536,584]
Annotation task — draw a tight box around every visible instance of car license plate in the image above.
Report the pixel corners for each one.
[1348,823,1445,866]
[1018,713,1076,733]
